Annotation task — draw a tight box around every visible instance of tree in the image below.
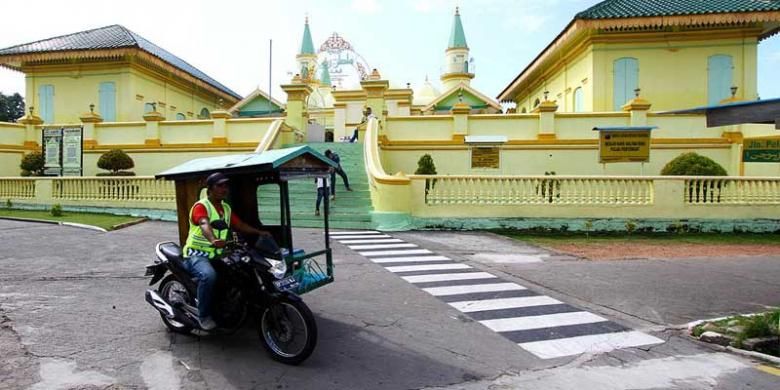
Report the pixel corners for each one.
[97,149,135,175]
[0,92,25,123]
[20,151,44,176]
[414,154,437,175]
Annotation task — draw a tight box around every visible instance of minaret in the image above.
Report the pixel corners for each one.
[441,7,474,90]
[296,16,317,84]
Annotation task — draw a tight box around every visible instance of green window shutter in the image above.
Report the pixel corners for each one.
[708,55,733,105]
[38,84,54,123]
[98,82,116,121]
[613,58,638,111]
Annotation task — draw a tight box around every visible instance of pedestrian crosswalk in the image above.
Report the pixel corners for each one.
[330,230,664,360]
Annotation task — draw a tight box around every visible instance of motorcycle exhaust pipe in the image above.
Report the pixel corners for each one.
[145,289,175,318]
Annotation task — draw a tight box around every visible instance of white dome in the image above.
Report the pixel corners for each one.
[413,79,441,106]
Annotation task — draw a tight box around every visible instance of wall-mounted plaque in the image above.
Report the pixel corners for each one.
[471,147,500,169]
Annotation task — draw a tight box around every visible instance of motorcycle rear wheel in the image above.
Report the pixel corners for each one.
[259,297,317,365]
[158,275,194,334]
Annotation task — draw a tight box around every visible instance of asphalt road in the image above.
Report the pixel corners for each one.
[1,220,778,389]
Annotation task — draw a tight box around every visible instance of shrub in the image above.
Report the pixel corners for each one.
[661,153,727,176]
[5,199,11,208]
[20,169,31,177]
[50,204,63,217]
[20,151,44,176]
[96,171,136,176]
[414,154,437,175]
[97,149,135,175]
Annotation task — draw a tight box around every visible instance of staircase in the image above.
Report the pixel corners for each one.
[257,142,374,229]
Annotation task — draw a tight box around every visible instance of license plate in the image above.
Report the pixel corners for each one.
[273,276,299,292]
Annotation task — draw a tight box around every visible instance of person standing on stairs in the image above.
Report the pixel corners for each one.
[315,175,330,217]
[324,149,352,201]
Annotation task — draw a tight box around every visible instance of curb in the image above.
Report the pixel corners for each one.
[685,314,780,365]
[0,216,107,232]
[110,218,148,231]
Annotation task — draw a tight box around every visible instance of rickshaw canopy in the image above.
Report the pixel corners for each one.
[156,145,337,182]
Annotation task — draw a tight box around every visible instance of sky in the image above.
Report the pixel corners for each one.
[0,0,779,102]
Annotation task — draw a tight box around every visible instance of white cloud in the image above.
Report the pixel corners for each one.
[351,0,382,14]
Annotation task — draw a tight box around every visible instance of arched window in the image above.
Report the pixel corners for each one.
[199,107,210,119]
[573,87,584,112]
[98,82,116,121]
[708,54,733,105]
[38,85,54,123]
[176,113,186,120]
[613,57,638,111]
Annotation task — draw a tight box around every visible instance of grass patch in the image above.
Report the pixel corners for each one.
[493,230,780,247]
[692,310,780,357]
[0,208,143,230]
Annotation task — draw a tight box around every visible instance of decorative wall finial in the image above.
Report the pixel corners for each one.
[731,86,738,98]
[89,104,95,114]
[29,106,34,116]
[634,87,641,98]
[543,90,549,101]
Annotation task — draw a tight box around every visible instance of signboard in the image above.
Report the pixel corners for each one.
[471,147,500,169]
[41,126,83,176]
[598,130,651,163]
[42,128,63,176]
[61,127,83,176]
[743,138,780,163]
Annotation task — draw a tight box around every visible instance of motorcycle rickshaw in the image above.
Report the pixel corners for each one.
[145,145,336,365]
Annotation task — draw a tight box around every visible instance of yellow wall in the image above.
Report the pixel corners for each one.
[511,32,759,113]
[591,37,757,112]
[24,64,230,124]
[515,50,593,113]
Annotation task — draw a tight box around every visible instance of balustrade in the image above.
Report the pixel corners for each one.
[0,179,35,199]
[51,177,175,203]
[684,178,780,205]
[419,176,654,206]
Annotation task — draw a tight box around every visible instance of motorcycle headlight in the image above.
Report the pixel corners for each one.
[266,259,287,279]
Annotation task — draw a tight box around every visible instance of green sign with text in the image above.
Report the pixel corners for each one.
[743,139,780,163]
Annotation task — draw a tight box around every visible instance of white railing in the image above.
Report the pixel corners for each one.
[413,175,654,205]
[51,177,175,202]
[0,178,36,199]
[684,177,780,205]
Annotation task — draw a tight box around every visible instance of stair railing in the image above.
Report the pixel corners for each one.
[363,117,411,187]
[254,118,285,153]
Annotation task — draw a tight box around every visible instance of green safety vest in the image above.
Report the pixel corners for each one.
[183,198,232,259]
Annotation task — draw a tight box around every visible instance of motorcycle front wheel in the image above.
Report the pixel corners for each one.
[259,297,317,365]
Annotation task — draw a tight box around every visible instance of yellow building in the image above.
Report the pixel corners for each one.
[0,24,241,124]
[497,0,780,113]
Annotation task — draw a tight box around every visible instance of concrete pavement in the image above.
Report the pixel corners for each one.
[0,220,778,389]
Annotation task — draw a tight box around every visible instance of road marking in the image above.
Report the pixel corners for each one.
[423,282,526,297]
[449,296,563,313]
[371,255,452,263]
[330,231,382,235]
[756,365,780,377]
[359,249,432,257]
[481,312,608,332]
[402,272,497,283]
[518,330,664,359]
[336,234,392,240]
[348,243,418,250]
[338,238,405,244]
[386,263,472,273]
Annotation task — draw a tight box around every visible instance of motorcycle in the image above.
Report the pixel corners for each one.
[144,229,317,365]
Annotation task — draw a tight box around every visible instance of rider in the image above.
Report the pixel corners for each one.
[182,172,273,330]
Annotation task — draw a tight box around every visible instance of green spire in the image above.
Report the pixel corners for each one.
[300,16,315,55]
[320,60,331,86]
[448,7,468,49]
